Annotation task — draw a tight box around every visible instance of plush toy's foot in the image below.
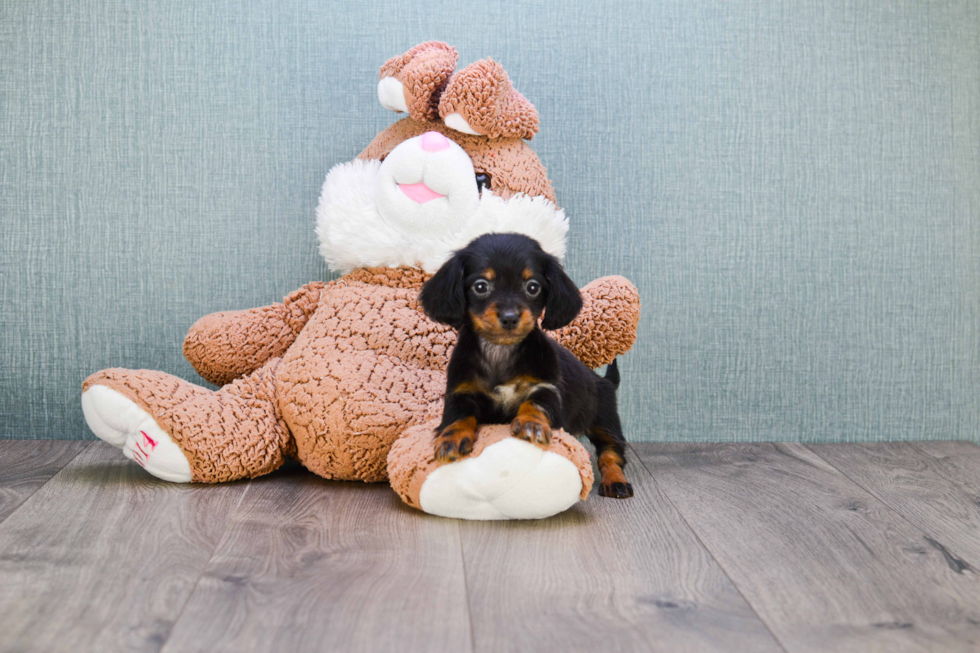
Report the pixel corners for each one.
[420,438,579,519]
[82,361,294,484]
[389,422,594,520]
[81,384,192,483]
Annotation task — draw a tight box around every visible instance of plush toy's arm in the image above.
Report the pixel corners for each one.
[549,276,641,369]
[183,281,331,386]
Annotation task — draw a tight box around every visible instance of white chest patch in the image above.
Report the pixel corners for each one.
[491,380,560,411]
[478,340,558,411]
[491,383,522,411]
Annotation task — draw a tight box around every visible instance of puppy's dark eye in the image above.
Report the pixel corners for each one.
[475,173,491,193]
[472,280,492,297]
[525,280,541,298]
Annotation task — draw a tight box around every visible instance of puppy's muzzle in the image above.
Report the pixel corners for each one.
[498,307,521,330]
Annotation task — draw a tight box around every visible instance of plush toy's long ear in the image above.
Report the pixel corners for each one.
[420,253,467,327]
[438,58,539,140]
[378,42,458,122]
[540,255,582,331]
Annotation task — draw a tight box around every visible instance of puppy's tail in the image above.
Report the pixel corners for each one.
[604,358,620,389]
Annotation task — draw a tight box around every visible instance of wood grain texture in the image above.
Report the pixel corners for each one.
[908,441,980,486]
[4,442,980,652]
[456,445,785,653]
[807,441,980,568]
[160,462,472,653]
[0,440,89,523]
[635,442,980,653]
[0,442,247,653]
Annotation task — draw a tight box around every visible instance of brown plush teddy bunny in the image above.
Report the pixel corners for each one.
[81,42,640,520]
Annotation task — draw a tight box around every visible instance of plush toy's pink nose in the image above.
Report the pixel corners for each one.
[420,131,451,152]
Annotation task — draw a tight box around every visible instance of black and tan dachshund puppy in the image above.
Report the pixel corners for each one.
[419,233,633,498]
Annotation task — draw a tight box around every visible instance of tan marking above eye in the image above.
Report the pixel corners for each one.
[523,268,533,280]
[482,268,496,280]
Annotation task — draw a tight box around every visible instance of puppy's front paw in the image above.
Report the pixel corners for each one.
[511,404,551,446]
[434,417,477,463]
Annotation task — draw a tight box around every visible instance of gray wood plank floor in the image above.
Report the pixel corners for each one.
[635,442,980,653]
[808,442,980,569]
[161,465,472,653]
[0,440,88,524]
[1,439,979,653]
[0,443,249,653]
[458,446,784,653]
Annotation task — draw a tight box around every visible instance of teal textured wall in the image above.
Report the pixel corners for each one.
[2,0,978,441]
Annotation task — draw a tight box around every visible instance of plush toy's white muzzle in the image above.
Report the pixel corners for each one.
[376,132,481,236]
[316,134,569,274]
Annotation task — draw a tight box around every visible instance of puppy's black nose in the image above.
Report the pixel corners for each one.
[498,308,521,330]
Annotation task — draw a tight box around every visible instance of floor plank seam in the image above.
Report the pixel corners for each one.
[800,443,980,572]
[456,522,478,653]
[0,440,95,529]
[157,479,255,653]
[627,443,794,653]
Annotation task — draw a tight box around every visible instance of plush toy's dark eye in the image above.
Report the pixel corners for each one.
[525,280,541,298]
[472,280,491,297]
[475,173,491,193]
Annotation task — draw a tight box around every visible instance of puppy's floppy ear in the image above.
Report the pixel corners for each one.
[541,255,583,330]
[420,253,467,327]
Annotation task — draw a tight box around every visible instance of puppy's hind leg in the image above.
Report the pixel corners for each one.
[586,381,634,499]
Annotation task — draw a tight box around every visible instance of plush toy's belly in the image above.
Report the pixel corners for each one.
[275,281,454,482]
